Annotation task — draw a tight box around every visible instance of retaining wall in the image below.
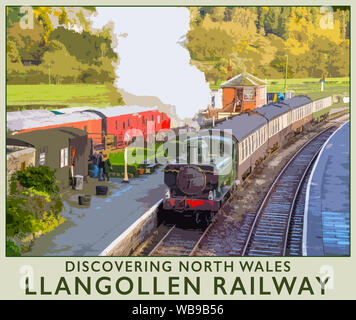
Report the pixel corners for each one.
[100,199,163,256]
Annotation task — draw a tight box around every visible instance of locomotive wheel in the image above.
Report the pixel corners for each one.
[194,211,213,229]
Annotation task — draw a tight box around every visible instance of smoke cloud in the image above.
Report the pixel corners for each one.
[91,7,211,123]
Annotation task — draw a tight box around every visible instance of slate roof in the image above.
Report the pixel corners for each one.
[220,73,267,88]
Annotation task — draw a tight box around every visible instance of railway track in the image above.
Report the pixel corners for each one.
[241,125,338,256]
[285,166,313,255]
[148,225,205,256]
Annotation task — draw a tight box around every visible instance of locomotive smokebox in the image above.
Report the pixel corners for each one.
[176,165,206,195]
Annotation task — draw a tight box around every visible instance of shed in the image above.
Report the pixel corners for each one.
[7,127,89,188]
[220,73,267,112]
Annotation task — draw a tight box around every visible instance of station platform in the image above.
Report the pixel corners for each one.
[303,121,350,256]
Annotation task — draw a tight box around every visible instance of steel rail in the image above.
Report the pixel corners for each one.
[241,125,337,256]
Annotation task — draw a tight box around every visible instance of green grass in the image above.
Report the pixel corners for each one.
[267,77,349,101]
[6,83,124,111]
[7,77,349,111]
[109,144,169,167]
[211,77,349,102]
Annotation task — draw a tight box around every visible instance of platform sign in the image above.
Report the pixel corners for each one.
[0,0,354,308]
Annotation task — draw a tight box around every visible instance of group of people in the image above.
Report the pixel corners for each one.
[90,151,112,181]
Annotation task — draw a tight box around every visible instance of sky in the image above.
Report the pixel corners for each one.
[90,7,211,120]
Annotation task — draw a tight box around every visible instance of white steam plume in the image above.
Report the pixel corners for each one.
[91,7,211,122]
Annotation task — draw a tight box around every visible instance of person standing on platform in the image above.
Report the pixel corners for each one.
[103,155,113,181]
[98,152,105,181]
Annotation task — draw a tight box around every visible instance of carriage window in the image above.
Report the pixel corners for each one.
[248,137,251,155]
[198,138,202,163]
[123,122,126,130]
[157,116,160,124]
[265,127,267,141]
[115,120,118,130]
[242,140,245,159]
[128,119,130,127]
[220,135,224,157]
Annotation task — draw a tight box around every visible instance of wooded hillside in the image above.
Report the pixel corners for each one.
[7,7,118,85]
[186,7,350,84]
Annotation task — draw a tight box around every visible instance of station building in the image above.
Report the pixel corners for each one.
[7,127,90,188]
[220,73,267,112]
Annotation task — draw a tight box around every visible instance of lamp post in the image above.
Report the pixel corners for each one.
[122,147,129,183]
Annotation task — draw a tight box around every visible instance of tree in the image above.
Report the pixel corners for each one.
[49,27,118,65]
[7,21,47,61]
[187,6,349,80]
[7,40,21,63]
[42,40,83,84]
[186,27,233,61]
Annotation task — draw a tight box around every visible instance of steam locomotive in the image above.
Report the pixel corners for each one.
[162,95,333,227]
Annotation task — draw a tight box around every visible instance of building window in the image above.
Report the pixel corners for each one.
[123,122,126,130]
[243,88,254,101]
[39,153,46,166]
[128,119,130,127]
[60,148,68,168]
[84,125,87,132]
[116,120,118,130]
[21,162,26,172]
[152,115,154,121]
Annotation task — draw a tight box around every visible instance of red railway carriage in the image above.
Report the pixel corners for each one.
[7,106,171,150]
[7,110,103,145]
[87,106,171,148]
